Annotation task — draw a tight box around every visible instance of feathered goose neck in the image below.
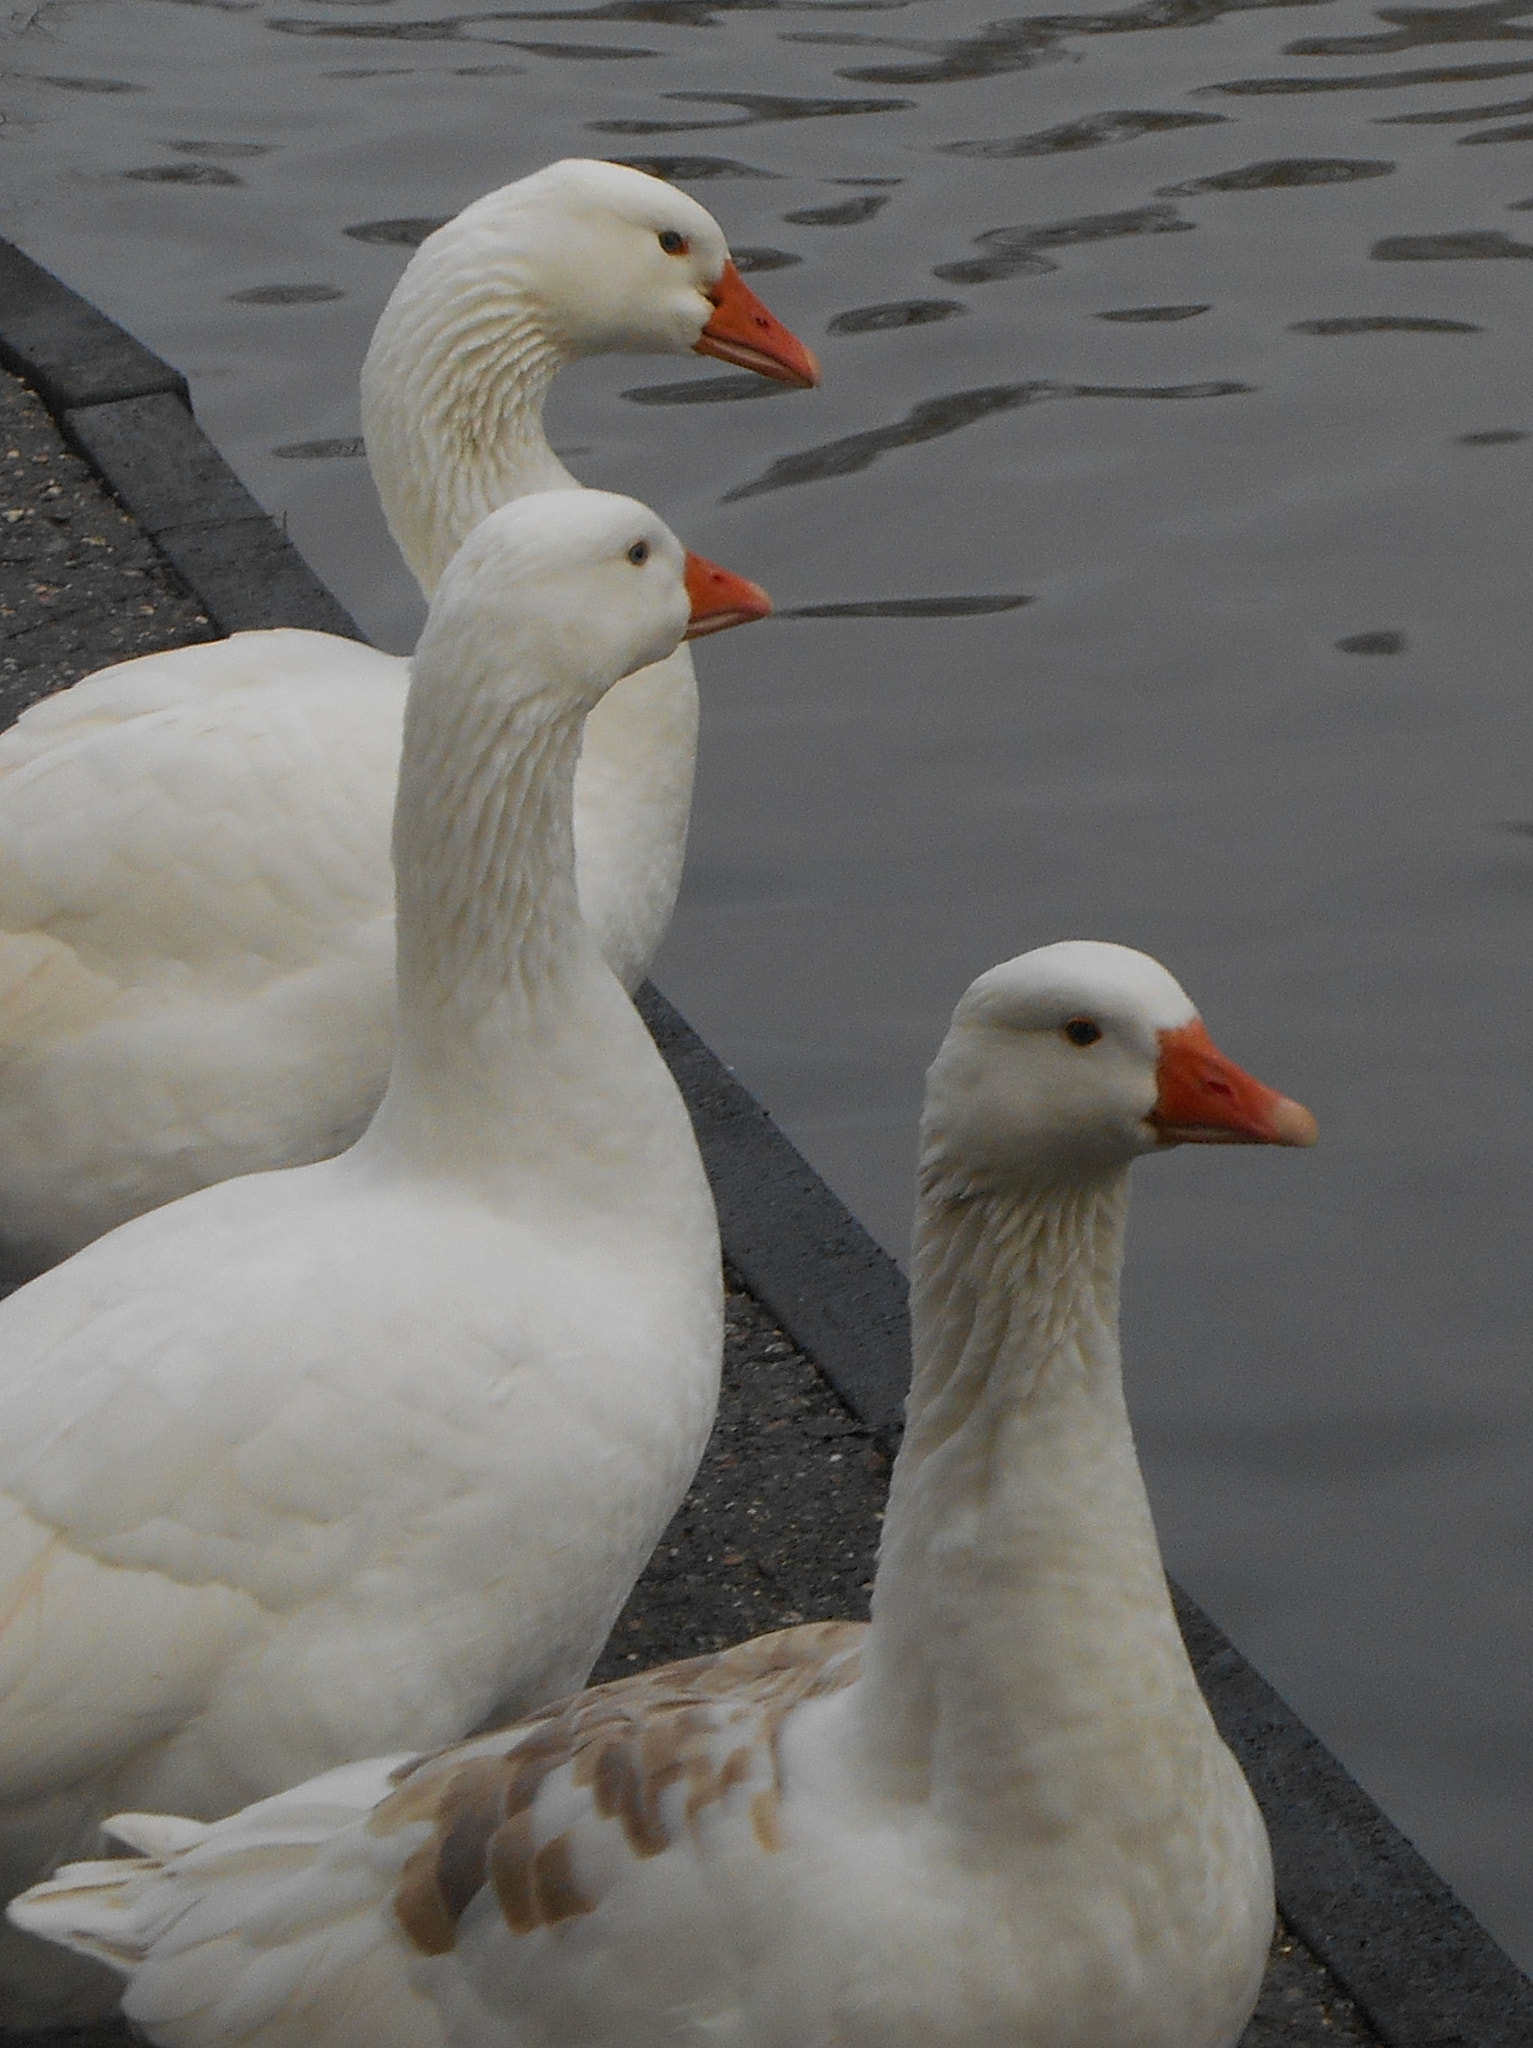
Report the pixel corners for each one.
[852,1161,1201,1833]
[355,488,699,1206]
[361,161,734,596]
[849,942,1313,1840]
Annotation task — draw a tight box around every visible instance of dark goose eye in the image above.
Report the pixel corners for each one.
[658,230,689,256]
[1063,1017,1102,1047]
[627,540,650,566]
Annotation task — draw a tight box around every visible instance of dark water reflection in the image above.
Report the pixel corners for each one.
[944,106,1229,153]
[723,377,1252,496]
[934,202,1195,283]
[6,0,1533,1974]
[590,89,915,129]
[778,593,1035,616]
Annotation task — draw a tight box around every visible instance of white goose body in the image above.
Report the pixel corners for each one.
[0,491,761,2024]
[14,944,1317,2048]
[0,159,815,1278]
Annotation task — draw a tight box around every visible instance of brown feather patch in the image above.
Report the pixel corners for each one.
[488,1809,540,1937]
[749,1787,785,1855]
[387,1623,866,1953]
[534,1832,595,1925]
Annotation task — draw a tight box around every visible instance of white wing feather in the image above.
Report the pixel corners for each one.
[10,1758,443,2048]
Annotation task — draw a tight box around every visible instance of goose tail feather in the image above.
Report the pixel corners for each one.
[8,1757,443,2048]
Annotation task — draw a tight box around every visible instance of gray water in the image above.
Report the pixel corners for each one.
[4,0,1533,1971]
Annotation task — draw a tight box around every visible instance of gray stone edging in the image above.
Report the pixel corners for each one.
[0,240,360,641]
[3,229,1530,2048]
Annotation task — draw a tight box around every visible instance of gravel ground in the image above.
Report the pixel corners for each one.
[0,359,1384,2048]
[0,372,211,722]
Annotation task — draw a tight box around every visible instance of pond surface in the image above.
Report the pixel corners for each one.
[5,0,1533,1972]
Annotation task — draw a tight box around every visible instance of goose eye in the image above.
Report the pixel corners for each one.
[658,230,689,256]
[627,540,650,566]
[1063,1017,1102,1048]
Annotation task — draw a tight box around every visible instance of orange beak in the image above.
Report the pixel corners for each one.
[695,261,821,388]
[1148,1020,1318,1148]
[683,552,773,639]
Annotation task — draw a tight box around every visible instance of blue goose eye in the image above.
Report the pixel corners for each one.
[658,230,689,256]
[1063,1017,1102,1048]
[627,540,650,566]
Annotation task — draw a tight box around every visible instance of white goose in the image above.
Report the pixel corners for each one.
[14,942,1317,2048]
[0,159,816,1279]
[0,489,770,2025]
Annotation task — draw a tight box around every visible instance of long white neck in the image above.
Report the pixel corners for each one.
[852,1159,1212,1837]
[355,638,692,1216]
[362,247,578,598]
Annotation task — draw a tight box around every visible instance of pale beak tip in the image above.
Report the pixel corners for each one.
[1269,1096,1320,1149]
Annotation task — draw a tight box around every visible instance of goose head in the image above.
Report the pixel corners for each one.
[414,488,771,722]
[922,941,1317,1196]
[478,159,820,384]
[364,160,817,592]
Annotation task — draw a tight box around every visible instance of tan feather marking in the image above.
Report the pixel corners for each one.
[392,1839,461,1957]
[391,1757,508,1955]
[749,1787,784,1855]
[488,1809,538,1936]
[705,1744,756,1814]
[387,1625,868,1950]
[533,1832,595,1925]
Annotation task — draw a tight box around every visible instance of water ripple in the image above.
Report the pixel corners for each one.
[621,373,796,402]
[231,283,345,304]
[1202,56,1533,92]
[344,216,450,245]
[1286,0,1533,61]
[1376,89,1533,120]
[1337,630,1406,653]
[590,90,912,133]
[787,0,1325,88]
[1461,116,1533,139]
[826,298,966,332]
[1373,227,1533,256]
[37,74,146,92]
[943,107,1226,156]
[777,595,1034,618]
[270,13,657,48]
[783,22,1061,85]
[932,202,1192,285]
[723,378,1252,499]
[1158,156,1394,192]
[608,153,778,178]
[123,163,243,185]
[1292,313,1482,332]
[505,0,923,20]
[171,139,273,158]
[733,246,802,271]
[784,192,891,223]
[1097,301,1210,319]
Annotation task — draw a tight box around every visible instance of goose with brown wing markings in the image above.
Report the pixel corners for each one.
[13,943,1315,2048]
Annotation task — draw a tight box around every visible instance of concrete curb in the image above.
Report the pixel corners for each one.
[3,231,1530,2046]
[0,240,360,640]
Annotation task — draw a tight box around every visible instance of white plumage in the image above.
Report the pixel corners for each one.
[0,489,770,2023]
[0,159,816,1277]
[14,942,1317,2048]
